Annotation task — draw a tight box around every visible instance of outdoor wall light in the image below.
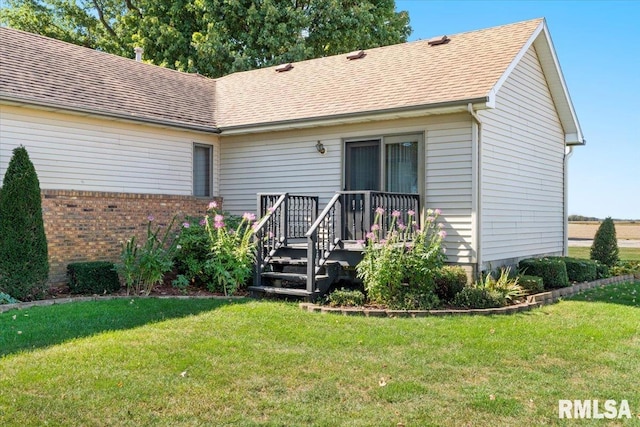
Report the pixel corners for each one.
[315,141,326,154]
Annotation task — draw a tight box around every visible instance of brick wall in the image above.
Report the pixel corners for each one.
[41,190,222,284]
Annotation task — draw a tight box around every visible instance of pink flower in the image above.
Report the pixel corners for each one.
[438,230,447,239]
[147,215,155,222]
[407,210,415,216]
[199,218,206,226]
[392,210,401,218]
[398,223,407,231]
[182,222,190,228]
[366,232,376,241]
[356,239,365,245]
[426,216,435,223]
[371,224,380,231]
[434,208,442,215]
[375,207,385,215]
[214,221,225,229]
[438,223,445,229]
[214,214,224,223]
[243,212,256,221]
[267,207,275,214]
[208,201,218,210]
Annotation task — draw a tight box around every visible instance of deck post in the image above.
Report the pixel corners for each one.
[281,193,289,246]
[307,233,317,293]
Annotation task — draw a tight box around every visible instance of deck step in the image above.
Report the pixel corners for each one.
[248,286,313,297]
[268,257,308,265]
[260,272,329,283]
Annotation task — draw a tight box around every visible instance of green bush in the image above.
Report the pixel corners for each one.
[590,217,619,267]
[595,262,610,279]
[518,275,544,294]
[357,208,445,309]
[610,261,640,278]
[551,257,597,282]
[451,288,504,309]
[518,258,569,289]
[327,288,365,307]
[433,265,467,302]
[0,146,49,301]
[67,261,121,295]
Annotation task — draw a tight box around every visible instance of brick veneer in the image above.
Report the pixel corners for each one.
[41,190,221,285]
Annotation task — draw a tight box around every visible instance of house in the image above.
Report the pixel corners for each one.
[0,18,584,294]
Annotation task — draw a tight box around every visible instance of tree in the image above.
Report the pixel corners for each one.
[1,0,411,78]
[590,217,619,267]
[0,146,49,300]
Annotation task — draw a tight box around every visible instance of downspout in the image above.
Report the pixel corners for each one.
[468,103,482,278]
[563,146,574,256]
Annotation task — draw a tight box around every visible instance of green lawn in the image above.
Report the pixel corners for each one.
[569,246,640,261]
[1,287,639,426]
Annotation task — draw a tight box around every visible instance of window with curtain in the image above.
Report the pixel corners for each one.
[385,140,418,193]
[193,144,212,197]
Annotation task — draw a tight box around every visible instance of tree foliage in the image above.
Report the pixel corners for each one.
[1,0,411,78]
[0,146,49,301]
[590,217,619,267]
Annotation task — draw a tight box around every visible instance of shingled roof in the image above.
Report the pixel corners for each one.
[214,19,543,130]
[1,18,582,141]
[0,27,218,132]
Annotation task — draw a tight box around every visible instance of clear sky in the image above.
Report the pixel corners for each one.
[396,0,640,220]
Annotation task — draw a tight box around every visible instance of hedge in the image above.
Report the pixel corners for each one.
[67,261,121,295]
[518,258,568,289]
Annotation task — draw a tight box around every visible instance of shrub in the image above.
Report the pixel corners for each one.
[595,262,610,279]
[67,261,120,294]
[173,211,247,291]
[518,275,544,294]
[552,257,597,282]
[327,288,365,307]
[118,215,177,296]
[518,258,569,289]
[433,265,467,302]
[610,261,640,278]
[0,146,49,301]
[451,288,504,309]
[356,208,445,309]
[202,204,257,296]
[590,217,619,267]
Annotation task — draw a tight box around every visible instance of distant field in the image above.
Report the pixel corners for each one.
[568,246,640,261]
[568,221,640,240]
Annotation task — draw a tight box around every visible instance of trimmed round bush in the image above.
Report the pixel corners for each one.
[67,261,121,294]
[518,258,568,289]
[451,288,504,309]
[551,257,597,283]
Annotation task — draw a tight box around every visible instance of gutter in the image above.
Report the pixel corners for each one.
[0,95,222,135]
[563,146,574,255]
[468,103,482,277]
[218,97,491,135]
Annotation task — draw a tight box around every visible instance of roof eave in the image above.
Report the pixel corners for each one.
[218,97,492,135]
[488,19,585,146]
[0,94,221,134]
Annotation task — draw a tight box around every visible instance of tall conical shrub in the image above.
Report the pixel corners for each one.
[590,217,619,268]
[0,146,49,300]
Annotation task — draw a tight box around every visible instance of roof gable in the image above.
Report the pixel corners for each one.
[0,27,218,132]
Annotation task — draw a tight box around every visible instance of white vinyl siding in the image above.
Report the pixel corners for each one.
[219,135,342,214]
[479,45,565,263]
[425,121,474,264]
[0,105,220,196]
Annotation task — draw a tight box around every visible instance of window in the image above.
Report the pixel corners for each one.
[193,144,212,197]
[344,134,422,194]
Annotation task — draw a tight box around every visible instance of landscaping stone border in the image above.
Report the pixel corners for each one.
[299,274,637,317]
[0,295,243,314]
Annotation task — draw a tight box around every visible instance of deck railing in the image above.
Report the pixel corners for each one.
[305,191,420,290]
[253,193,319,286]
